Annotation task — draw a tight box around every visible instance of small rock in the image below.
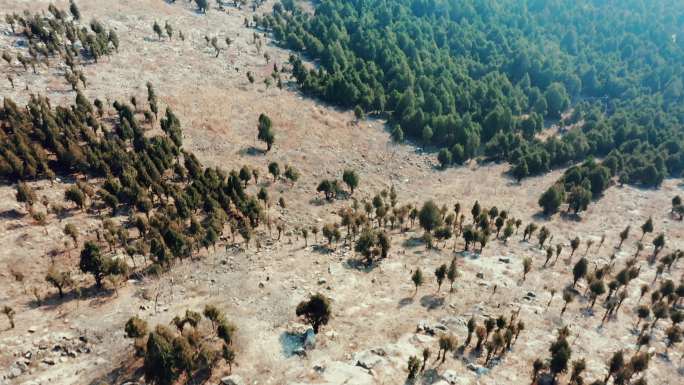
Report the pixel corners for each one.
[258,281,265,288]
[28,326,37,333]
[42,358,55,366]
[442,369,459,384]
[433,323,448,332]
[467,363,489,375]
[476,272,484,279]
[417,319,435,335]
[498,257,510,263]
[317,278,327,285]
[293,347,306,357]
[220,375,245,385]
[8,366,22,379]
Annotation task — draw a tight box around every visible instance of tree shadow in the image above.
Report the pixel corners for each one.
[398,297,414,308]
[343,258,378,272]
[0,208,24,219]
[420,368,440,384]
[33,283,116,310]
[531,211,552,222]
[560,211,582,222]
[420,294,445,310]
[311,244,334,254]
[239,146,266,156]
[308,197,327,206]
[279,331,307,358]
[86,359,143,385]
[402,236,424,248]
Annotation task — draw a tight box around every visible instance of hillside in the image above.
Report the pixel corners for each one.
[0,1,682,385]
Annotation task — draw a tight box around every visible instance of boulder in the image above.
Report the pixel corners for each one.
[289,361,373,385]
[8,366,22,379]
[353,350,385,370]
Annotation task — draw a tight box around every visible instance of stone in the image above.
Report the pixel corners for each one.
[293,347,306,357]
[290,361,373,385]
[42,358,55,366]
[28,326,37,333]
[440,316,466,329]
[433,323,448,332]
[8,366,22,379]
[466,363,489,375]
[411,333,434,344]
[476,272,484,279]
[318,278,327,285]
[353,350,384,370]
[416,319,435,335]
[498,257,510,263]
[442,369,459,384]
[220,375,245,385]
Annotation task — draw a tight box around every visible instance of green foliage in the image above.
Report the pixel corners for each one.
[270,0,684,191]
[317,179,341,201]
[15,182,36,206]
[437,148,452,169]
[538,184,565,215]
[125,316,148,338]
[342,169,359,194]
[296,293,332,334]
[45,266,73,298]
[354,228,389,265]
[268,161,281,182]
[257,113,275,152]
[418,200,442,233]
[79,241,110,288]
[572,257,588,287]
[144,326,182,385]
[284,165,299,184]
[69,1,81,21]
[411,267,424,293]
[407,355,420,379]
[65,185,85,210]
[217,319,237,345]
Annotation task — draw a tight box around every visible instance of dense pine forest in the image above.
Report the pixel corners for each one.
[263,0,684,199]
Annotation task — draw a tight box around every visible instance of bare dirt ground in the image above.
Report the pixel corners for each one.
[0,1,682,385]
